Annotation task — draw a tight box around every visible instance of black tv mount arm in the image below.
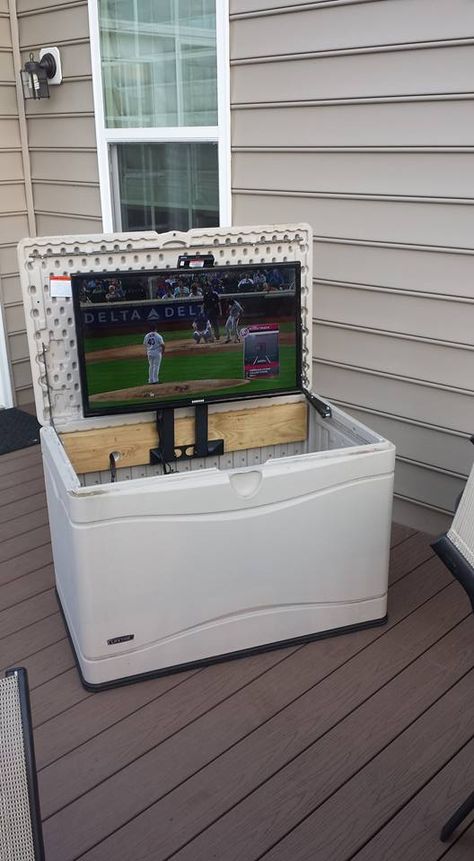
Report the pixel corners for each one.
[150,403,224,466]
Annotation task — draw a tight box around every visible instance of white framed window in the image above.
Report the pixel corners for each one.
[88,0,230,233]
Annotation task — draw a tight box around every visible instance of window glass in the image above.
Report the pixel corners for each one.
[99,0,217,127]
[116,142,219,232]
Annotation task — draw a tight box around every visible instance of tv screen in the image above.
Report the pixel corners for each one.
[72,262,302,416]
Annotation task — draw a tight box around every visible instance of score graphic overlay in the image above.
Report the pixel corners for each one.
[243,325,280,379]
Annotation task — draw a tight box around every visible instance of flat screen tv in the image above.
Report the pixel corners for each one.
[72,262,302,417]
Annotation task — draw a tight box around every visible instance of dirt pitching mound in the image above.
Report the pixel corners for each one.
[90,378,251,403]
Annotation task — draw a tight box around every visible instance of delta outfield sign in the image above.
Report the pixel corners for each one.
[81,291,291,327]
[82,301,205,326]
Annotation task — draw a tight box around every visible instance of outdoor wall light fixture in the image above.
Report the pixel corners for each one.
[21,47,62,100]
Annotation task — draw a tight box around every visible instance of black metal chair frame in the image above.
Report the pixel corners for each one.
[2,667,45,860]
[432,444,474,843]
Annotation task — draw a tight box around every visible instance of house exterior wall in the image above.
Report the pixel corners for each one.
[17,0,101,236]
[0,0,101,406]
[1,0,472,531]
[0,0,29,404]
[230,0,474,533]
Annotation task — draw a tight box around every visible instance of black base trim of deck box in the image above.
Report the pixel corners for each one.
[55,588,388,692]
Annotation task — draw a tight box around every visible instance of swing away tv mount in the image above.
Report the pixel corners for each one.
[150,403,224,466]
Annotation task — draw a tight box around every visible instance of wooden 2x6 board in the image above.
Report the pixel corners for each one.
[60,401,308,474]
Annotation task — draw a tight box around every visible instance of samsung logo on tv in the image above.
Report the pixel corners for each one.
[192,399,205,404]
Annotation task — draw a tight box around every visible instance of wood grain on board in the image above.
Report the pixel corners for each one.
[60,401,308,473]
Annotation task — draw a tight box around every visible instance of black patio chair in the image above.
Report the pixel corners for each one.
[0,667,45,860]
[432,451,474,842]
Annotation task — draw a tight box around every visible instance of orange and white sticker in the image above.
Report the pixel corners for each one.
[49,275,72,298]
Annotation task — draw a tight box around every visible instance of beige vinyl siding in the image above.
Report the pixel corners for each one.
[339,408,473,479]
[0,243,19,275]
[233,151,474,199]
[230,0,474,532]
[0,0,101,404]
[0,2,26,403]
[232,193,474,248]
[18,0,101,231]
[315,240,474,299]
[232,100,474,147]
[1,272,21,305]
[232,45,474,103]
[315,284,474,345]
[0,116,21,145]
[317,360,474,432]
[230,0,474,47]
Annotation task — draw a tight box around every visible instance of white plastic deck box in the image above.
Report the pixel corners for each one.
[19,224,395,690]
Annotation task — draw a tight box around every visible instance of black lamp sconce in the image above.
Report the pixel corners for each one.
[21,47,62,100]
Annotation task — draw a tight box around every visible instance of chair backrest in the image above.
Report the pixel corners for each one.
[448,461,474,574]
[432,459,474,612]
[0,668,45,861]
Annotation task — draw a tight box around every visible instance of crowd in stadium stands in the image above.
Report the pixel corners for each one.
[79,277,147,303]
[79,268,290,305]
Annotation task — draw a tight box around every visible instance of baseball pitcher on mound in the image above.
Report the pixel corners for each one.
[143,326,165,384]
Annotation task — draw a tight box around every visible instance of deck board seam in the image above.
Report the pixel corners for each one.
[38,668,208,776]
[0,542,53,583]
[0,509,48,541]
[0,449,42,470]
[39,642,304,774]
[1,449,453,860]
[0,469,45,494]
[0,541,52,567]
[0,561,53,591]
[0,479,46,508]
[0,585,55,618]
[0,447,40,466]
[161,620,473,861]
[389,550,437,587]
[39,647,308,813]
[33,690,94,729]
[342,730,474,861]
[71,592,471,861]
[0,496,47,527]
[0,607,60,642]
[390,530,419,551]
[0,446,41,478]
[41,580,456,826]
[0,626,66,673]
[29,652,76,692]
[30,663,84,696]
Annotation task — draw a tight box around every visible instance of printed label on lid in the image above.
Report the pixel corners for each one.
[50,275,72,298]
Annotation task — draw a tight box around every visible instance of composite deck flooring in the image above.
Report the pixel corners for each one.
[0,443,473,860]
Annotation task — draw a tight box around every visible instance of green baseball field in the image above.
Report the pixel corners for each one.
[83,324,298,411]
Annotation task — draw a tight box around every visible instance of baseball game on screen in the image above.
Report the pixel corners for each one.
[73,263,300,415]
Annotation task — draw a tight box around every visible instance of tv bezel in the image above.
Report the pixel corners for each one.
[72,261,303,418]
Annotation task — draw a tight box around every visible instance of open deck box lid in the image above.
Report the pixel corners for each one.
[18,224,313,431]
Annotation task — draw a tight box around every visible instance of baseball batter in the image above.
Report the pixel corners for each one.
[143,326,165,384]
[225,299,244,343]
